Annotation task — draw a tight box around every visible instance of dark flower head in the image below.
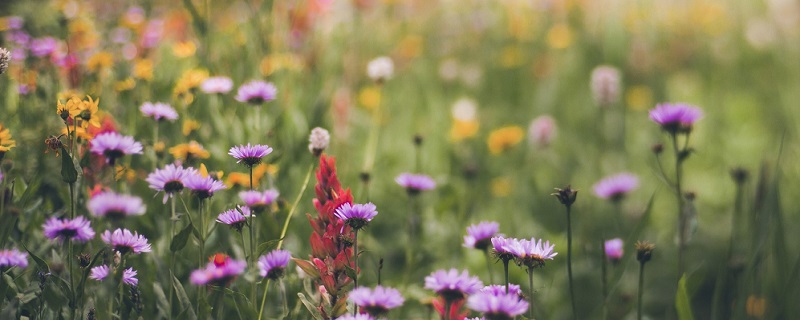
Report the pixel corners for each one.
[101,228,152,255]
[349,285,405,318]
[464,221,500,251]
[229,144,273,167]
[395,173,436,195]
[635,240,655,263]
[424,269,483,302]
[235,80,277,105]
[43,216,95,243]
[593,173,639,201]
[146,164,198,203]
[508,237,557,269]
[552,185,578,207]
[239,189,279,214]
[184,172,227,200]
[258,249,291,280]
[649,103,703,134]
[334,202,378,230]
[216,207,251,232]
[89,132,143,165]
[491,236,516,262]
[87,191,146,220]
[467,291,528,320]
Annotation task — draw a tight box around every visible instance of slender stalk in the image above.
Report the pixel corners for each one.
[69,183,75,219]
[248,166,256,304]
[168,197,176,319]
[68,241,75,320]
[257,279,271,320]
[199,199,205,268]
[353,229,359,315]
[444,300,451,320]
[153,123,160,168]
[671,133,685,279]
[566,205,576,319]
[503,259,510,294]
[528,267,535,319]
[484,249,495,284]
[637,261,645,320]
[601,242,609,320]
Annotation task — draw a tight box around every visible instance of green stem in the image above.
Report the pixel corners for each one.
[503,259,510,294]
[69,183,75,219]
[444,300,451,320]
[602,241,609,320]
[638,262,645,320]
[199,199,205,268]
[484,249,495,284]
[169,197,176,320]
[353,229,359,315]
[257,280,271,320]
[248,166,256,305]
[671,133,685,279]
[566,205,576,319]
[528,267,535,319]
[68,241,75,320]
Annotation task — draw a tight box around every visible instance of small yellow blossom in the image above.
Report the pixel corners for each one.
[358,86,381,111]
[169,141,210,162]
[491,177,513,198]
[182,119,200,136]
[487,126,524,155]
[625,85,653,111]
[114,78,136,92]
[59,95,101,128]
[260,53,305,76]
[0,124,17,153]
[132,59,153,81]
[499,46,524,68]
[395,35,423,59]
[225,163,278,188]
[546,23,573,49]
[746,295,766,319]
[57,89,83,102]
[60,125,93,141]
[172,41,196,58]
[173,69,209,102]
[86,51,114,73]
[450,119,479,142]
[199,163,223,180]
[114,165,137,182]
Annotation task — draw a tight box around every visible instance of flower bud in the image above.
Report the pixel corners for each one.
[590,65,621,107]
[0,48,10,75]
[308,127,330,156]
[367,56,394,83]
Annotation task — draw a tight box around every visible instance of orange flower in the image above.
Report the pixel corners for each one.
[487,126,524,155]
[169,141,210,162]
[0,124,16,153]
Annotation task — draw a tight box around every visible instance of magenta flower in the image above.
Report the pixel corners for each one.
[216,207,251,232]
[89,132,143,165]
[649,103,703,133]
[201,76,233,94]
[190,256,247,286]
[528,115,557,148]
[87,191,146,219]
[184,173,227,200]
[349,286,405,318]
[0,248,28,269]
[30,37,57,57]
[43,216,95,243]
[258,249,291,280]
[481,284,522,297]
[508,237,558,269]
[90,265,138,286]
[101,228,152,255]
[334,202,378,230]
[235,80,277,105]
[467,291,529,319]
[239,189,279,214]
[229,144,273,167]
[395,173,436,194]
[140,102,178,122]
[491,236,516,261]
[464,221,500,251]
[424,269,484,302]
[593,173,639,201]
[605,238,624,261]
[146,164,198,203]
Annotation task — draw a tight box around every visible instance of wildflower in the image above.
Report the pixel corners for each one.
[89,265,138,286]
[590,66,621,107]
[358,86,381,110]
[229,144,273,167]
[101,228,152,255]
[0,124,17,155]
[132,59,153,81]
[464,221,499,251]
[487,126,524,155]
[184,173,227,200]
[450,98,480,141]
[216,207,250,232]
[509,238,558,269]
[258,249,291,280]
[235,80,277,105]
[649,103,703,134]
[182,119,200,136]
[528,115,557,148]
[239,189,279,214]
[349,286,405,318]
[42,216,95,243]
[0,47,9,75]
[30,37,57,57]
[336,315,374,320]
[491,236,517,262]
[334,202,378,230]
[225,164,275,188]
[146,164,197,203]
[593,173,639,201]
[481,284,522,297]
[169,141,210,162]
[60,96,101,128]
[200,76,233,94]
[308,127,330,156]
[89,132,143,165]
[367,56,394,82]
[190,254,247,286]
[173,69,208,101]
[552,185,578,207]
[86,51,114,73]
[87,191,146,219]
[140,102,178,122]
[0,249,28,269]
[605,238,624,261]
[424,269,483,302]
[467,291,529,320]
[395,173,436,194]
[635,241,655,263]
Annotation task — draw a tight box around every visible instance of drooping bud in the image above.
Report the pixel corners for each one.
[635,240,655,263]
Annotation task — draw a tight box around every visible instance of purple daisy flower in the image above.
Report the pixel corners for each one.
[89,132,143,165]
[190,256,247,286]
[30,37,57,57]
[424,269,484,302]
[349,286,405,317]
[334,202,378,230]
[605,238,624,261]
[140,102,178,122]
[395,173,436,194]
[87,191,146,220]
[216,207,251,232]
[229,144,273,167]
[491,236,517,261]
[235,80,277,105]
[0,248,28,269]
[6,17,23,30]
[101,228,152,255]
[467,291,529,319]
[184,173,227,200]
[508,237,558,269]
[43,216,95,243]
[649,103,703,133]
[258,249,291,280]
[239,189,279,214]
[90,265,138,286]
[146,164,198,203]
[336,315,375,320]
[593,173,639,201]
[481,284,522,297]
[201,76,233,94]
[464,221,500,251]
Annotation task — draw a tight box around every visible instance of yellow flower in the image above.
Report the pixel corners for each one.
[260,53,305,76]
[396,35,423,59]
[499,45,524,68]
[114,78,136,92]
[86,51,114,73]
[625,85,653,111]
[491,177,512,198]
[172,41,196,58]
[182,119,200,136]
[546,23,573,49]
[199,163,223,180]
[173,69,209,102]
[169,141,210,162]
[746,295,766,319]
[358,86,381,111]
[114,165,137,182]
[132,59,153,81]
[487,126,524,155]
[60,125,93,141]
[450,119,479,142]
[0,124,17,153]
[57,89,83,102]
[225,163,278,188]
[66,96,101,128]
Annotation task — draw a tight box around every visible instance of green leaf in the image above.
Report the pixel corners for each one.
[76,249,105,304]
[626,192,656,246]
[331,295,349,317]
[343,265,357,281]
[21,244,48,272]
[676,274,695,320]
[60,147,78,183]
[16,175,41,209]
[297,293,324,320]
[257,239,281,256]
[170,223,194,252]
[292,258,319,278]
[152,283,170,319]
[171,274,198,320]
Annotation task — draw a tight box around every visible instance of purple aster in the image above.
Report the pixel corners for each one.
[30,37,57,57]
[190,256,247,286]
[464,221,500,251]
[349,286,405,318]
[43,216,95,243]
[184,173,227,200]
[229,144,273,167]
[234,80,277,105]
[491,236,517,261]
[146,164,198,203]
[0,248,28,269]
[216,207,251,232]
[467,291,529,320]
[201,76,234,94]
[101,228,152,255]
[395,173,436,194]
[90,265,138,286]
[335,315,375,320]
[593,173,639,201]
[508,238,558,269]
[424,269,484,302]
[334,202,378,230]
[649,103,703,133]
[239,189,279,214]
[6,17,24,30]
[140,102,178,122]
[605,238,624,261]
[89,132,143,165]
[481,284,522,297]
[87,191,146,220]
[258,249,291,280]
